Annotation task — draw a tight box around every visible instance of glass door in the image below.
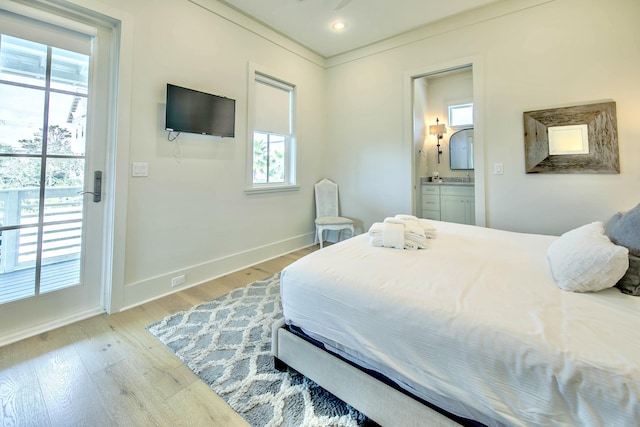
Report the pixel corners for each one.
[0,35,91,303]
[0,6,110,340]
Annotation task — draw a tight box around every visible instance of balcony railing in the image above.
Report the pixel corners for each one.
[0,187,83,304]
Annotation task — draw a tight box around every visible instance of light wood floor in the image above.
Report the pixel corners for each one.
[0,246,319,427]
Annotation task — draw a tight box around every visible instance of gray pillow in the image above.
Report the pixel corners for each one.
[609,204,640,295]
[604,212,623,237]
[609,203,640,256]
[617,254,640,296]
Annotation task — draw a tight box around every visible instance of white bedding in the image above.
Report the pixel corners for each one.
[280,220,640,426]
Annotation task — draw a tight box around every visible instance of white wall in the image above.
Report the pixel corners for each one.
[325,0,640,235]
[56,0,639,312]
[74,0,327,309]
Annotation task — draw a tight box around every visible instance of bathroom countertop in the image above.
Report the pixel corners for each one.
[423,182,474,187]
[420,177,474,186]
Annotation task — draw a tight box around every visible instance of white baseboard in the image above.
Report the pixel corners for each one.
[0,234,313,347]
[120,232,314,311]
[0,306,105,348]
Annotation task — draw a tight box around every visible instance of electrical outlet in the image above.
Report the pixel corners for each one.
[171,274,186,287]
[132,162,149,177]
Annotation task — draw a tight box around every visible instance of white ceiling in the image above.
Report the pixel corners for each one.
[218,0,502,58]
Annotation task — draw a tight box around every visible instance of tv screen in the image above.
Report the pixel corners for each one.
[165,84,235,137]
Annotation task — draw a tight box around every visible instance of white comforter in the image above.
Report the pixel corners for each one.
[280,220,640,426]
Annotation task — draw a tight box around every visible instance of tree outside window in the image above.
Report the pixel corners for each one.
[253,132,285,184]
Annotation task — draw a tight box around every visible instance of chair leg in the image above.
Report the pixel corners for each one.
[318,229,324,249]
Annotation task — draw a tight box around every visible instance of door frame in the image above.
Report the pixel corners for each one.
[64,0,134,316]
[94,6,133,316]
[0,1,133,346]
[404,56,486,227]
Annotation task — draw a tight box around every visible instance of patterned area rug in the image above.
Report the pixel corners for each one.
[147,274,367,427]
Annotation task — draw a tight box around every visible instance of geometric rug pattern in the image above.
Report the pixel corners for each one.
[147,273,367,426]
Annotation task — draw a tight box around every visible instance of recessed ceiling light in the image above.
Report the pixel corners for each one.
[331,21,347,31]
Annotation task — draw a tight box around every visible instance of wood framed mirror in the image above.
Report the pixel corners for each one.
[523,101,619,174]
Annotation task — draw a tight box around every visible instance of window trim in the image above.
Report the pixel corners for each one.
[244,184,300,194]
[245,62,297,194]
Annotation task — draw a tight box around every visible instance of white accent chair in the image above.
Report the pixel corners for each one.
[314,178,354,249]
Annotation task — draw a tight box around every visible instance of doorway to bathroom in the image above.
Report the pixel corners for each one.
[406,58,486,226]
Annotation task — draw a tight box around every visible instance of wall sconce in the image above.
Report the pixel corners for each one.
[429,118,447,163]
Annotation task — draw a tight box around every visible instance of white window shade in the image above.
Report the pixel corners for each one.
[254,75,292,135]
[0,5,95,55]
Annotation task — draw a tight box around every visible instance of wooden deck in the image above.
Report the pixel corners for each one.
[0,258,80,304]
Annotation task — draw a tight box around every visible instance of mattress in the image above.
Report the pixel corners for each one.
[280,220,640,426]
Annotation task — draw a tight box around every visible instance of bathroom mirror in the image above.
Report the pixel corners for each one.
[449,128,474,170]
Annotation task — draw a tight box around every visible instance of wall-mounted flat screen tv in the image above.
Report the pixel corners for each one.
[165,83,235,137]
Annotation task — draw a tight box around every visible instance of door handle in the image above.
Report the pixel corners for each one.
[78,171,102,202]
[93,171,102,202]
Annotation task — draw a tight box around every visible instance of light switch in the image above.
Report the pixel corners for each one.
[132,162,149,177]
[494,163,504,175]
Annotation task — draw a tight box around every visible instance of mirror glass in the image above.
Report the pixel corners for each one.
[449,128,474,170]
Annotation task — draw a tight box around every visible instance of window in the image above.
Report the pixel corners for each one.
[253,132,285,183]
[448,103,474,127]
[247,68,297,192]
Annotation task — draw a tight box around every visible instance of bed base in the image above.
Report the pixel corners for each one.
[271,319,473,427]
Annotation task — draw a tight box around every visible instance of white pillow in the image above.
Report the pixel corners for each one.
[547,222,629,293]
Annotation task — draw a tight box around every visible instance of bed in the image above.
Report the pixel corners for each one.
[271,219,640,426]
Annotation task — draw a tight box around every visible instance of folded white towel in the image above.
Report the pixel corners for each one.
[368,222,385,247]
[389,214,437,238]
[383,217,404,225]
[382,222,405,249]
[395,214,419,221]
[368,219,429,250]
[401,217,422,230]
[404,225,428,250]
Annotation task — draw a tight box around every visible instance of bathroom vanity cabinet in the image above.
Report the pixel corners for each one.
[421,183,475,225]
